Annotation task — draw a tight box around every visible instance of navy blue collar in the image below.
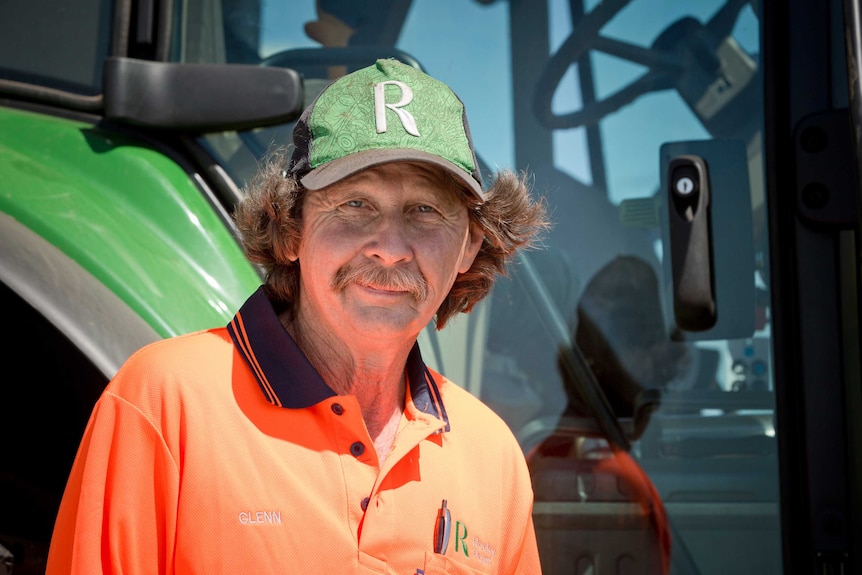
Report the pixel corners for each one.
[227,286,449,428]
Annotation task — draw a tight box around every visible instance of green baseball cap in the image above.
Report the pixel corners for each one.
[288,58,484,201]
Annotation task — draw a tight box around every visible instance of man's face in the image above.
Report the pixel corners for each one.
[292,162,483,348]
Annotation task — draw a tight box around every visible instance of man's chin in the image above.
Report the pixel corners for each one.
[347,307,428,341]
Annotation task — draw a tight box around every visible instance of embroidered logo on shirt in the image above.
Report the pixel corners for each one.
[238,510,282,525]
[451,518,497,567]
[471,535,497,566]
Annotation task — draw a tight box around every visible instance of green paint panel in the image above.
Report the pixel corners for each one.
[0,106,261,337]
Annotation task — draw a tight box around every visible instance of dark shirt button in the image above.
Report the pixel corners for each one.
[361,497,370,511]
[350,441,365,457]
[331,403,344,415]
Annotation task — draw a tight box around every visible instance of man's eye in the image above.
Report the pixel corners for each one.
[416,204,437,214]
[345,199,364,208]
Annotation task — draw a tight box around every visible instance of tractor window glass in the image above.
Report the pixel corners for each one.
[194,2,779,572]
[0,0,112,94]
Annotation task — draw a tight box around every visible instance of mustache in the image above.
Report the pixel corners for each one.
[332,262,428,302]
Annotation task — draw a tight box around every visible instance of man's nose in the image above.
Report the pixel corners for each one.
[364,211,414,264]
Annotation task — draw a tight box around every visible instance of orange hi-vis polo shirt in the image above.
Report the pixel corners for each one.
[47,286,541,575]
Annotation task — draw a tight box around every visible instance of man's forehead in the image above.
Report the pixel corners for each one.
[329,161,468,199]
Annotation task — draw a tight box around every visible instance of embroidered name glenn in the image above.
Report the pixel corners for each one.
[238,511,282,525]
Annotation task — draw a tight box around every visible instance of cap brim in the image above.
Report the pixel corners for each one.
[300,149,484,202]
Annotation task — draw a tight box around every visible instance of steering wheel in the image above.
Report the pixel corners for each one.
[532,0,751,130]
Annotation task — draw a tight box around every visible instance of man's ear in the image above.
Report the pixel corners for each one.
[285,236,301,263]
[458,223,485,274]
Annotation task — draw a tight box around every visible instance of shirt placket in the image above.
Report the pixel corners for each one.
[356,413,448,570]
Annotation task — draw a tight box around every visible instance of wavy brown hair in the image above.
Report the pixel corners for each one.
[234,148,550,329]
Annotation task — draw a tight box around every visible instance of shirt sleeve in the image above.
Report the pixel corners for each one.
[46,390,180,575]
[511,509,542,574]
[501,473,542,575]
[496,437,542,575]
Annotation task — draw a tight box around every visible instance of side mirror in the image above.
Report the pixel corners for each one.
[103,57,304,132]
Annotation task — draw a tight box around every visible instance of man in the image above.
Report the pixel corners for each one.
[47,58,548,574]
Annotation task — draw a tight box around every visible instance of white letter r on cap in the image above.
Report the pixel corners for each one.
[374,80,420,137]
